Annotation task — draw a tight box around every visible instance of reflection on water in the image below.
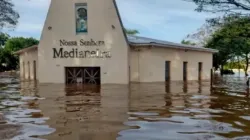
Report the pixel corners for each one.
[1,75,250,139]
[0,78,55,140]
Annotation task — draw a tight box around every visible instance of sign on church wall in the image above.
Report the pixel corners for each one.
[52,39,112,59]
[75,3,88,33]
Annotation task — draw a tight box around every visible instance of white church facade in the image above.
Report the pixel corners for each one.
[15,0,218,85]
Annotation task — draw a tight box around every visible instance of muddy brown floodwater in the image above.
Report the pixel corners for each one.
[1,74,250,140]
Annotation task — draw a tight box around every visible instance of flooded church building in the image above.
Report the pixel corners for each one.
[15,0,217,85]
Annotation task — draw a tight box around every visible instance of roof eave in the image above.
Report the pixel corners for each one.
[129,43,218,53]
[13,45,38,55]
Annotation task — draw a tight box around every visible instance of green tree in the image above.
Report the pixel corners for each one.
[125,28,139,35]
[0,33,10,46]
[0,47,5,71]
[0,33,10,71]
[224,60,245,70]
[0,37,39,72]
[185,0,250,13]
[0,0,19,31]
[4,37,39,52]
[184,0,250,46]
[206,16,250,76]
[0,49,18,71]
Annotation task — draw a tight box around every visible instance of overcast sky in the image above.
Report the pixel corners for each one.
[6,0,219,43]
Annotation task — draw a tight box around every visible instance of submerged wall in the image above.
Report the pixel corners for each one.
[130,47,213,82]
[19,49,38,80]
[38,0,129,84]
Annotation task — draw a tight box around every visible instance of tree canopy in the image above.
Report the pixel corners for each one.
[185,13,248,45]
[0,36,39,72]
[0,0,19,31]
[185,0,250,13]
[4,37,39,52]
[0,33,10,46]
[205,15,250,75]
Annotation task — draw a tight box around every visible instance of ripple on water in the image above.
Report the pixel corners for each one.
[7,84,20,88]
[3,90,20,94]
[201,108,234,114]
[190,95,217,100]
[21,96,45,101]
[232,136,250,140]
[120,115,242,140]
[192,114,222,119]
[234,121,246,127]
[1,100,26,107]
[240,116,250,121]
[12,123,56,140]
[0,78,55,139]
[5,108,49,124]
[0,96,56,140]
[170,108,206,114]
[128,112,159,116]
[120,121,229,140]
[2,75,250,140]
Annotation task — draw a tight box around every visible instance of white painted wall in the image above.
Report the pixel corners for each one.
[38,0,129,84]
[19,49,38,80]
[19,44,213,83]
[130,49,139,82]
[130,47,213,82]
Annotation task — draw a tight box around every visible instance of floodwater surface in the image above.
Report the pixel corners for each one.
[1,75,250,140]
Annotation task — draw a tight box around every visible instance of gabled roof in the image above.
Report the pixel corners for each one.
[127,35,218,53]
